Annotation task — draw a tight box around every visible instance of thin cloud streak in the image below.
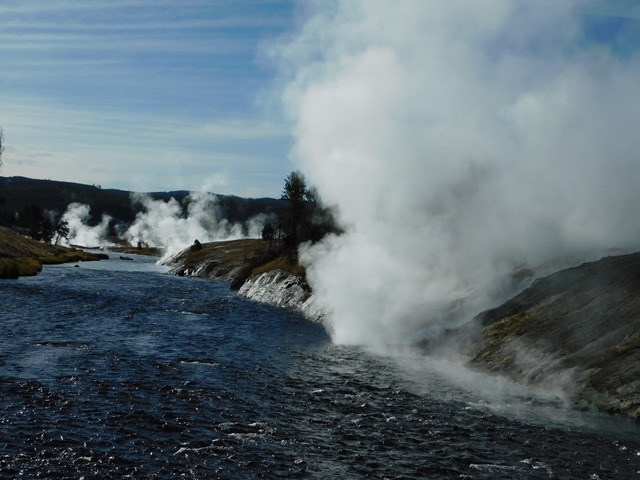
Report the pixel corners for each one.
[1,90,290,195]
[0,33,255,55]
[3,17,290,32]
[0,0,294,196]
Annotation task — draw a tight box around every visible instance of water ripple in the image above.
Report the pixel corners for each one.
[0,264,638,478]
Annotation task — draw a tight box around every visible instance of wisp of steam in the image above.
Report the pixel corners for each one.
[60,193,266,259]
[61,202,113,248]
[274,1,640,347]
[124,192,266,260]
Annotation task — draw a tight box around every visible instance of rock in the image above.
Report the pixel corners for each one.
[190,239,202,252]
[468,252,640,419]
[163,238,325,322]
[238,269,325,322]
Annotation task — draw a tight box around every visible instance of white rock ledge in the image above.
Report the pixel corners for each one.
[238,269,325,323]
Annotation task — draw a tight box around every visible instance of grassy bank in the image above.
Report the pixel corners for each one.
[164,238,304,289]
[0,227,108,279]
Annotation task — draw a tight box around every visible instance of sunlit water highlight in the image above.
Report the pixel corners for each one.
[0,255,638,478]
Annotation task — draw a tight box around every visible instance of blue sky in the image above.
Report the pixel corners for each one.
[0,0,295,197]
[2,0,640,199]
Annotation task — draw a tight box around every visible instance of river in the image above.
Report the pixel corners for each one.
[0,253,639,478]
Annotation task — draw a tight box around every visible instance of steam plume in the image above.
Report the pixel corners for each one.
[122,192,266,259]
[59,192,266,256]
[61,202,113,248]
[275,1,640,346]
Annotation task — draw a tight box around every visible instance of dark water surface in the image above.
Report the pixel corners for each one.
[1,254,639,479]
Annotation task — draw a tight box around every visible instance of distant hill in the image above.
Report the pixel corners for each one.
[0,176,286,227]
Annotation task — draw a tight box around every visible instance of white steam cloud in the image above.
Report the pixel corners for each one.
[123,192,266,259]
[59,193,266,256]
[61,202,113,248]
[275,1,640,347]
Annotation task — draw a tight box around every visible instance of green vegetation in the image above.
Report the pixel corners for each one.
[275,170,340,253]
[252,171,339,280]
[472,311,531,370]
[169,171,340,290]
[281,170,308,248]
[262,170,340,255]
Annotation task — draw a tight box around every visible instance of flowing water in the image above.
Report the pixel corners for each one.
[0,254,639,479]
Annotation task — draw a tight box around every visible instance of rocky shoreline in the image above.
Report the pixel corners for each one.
[238,269,325,322]
[160,239,321,318]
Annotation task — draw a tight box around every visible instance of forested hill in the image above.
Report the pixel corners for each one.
[0,176,286,226]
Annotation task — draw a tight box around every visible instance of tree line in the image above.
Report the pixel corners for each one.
[0,126,335,251]
[0,127,70,244]
[262,170,340,253]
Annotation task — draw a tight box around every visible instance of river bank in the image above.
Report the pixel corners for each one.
[161,239,324,322]
[467,252,640,420]
[0,227,108,278]
[167,239,640,421]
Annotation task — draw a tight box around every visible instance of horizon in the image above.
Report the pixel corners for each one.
[0,173,285,200]
[2,1,640,201]
[1,0,296,198]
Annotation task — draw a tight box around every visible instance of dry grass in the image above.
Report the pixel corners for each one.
[471,311,531,369]
[0,226,107,279]
[0,257,42,278]
[176,239,268,270]
[167,238,307,289]
[251,255,305,277]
